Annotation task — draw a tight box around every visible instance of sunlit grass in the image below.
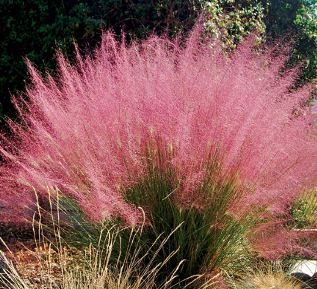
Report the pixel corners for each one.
[231,263,304,289]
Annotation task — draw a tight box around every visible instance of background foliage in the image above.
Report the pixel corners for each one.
[0,0,317,120]
[201,0,266,50]
[260,0,317,83]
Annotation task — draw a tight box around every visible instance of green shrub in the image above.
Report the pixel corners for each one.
[289,188,317,229]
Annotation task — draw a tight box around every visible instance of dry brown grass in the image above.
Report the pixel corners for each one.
[0,218,217,289]
[231,265,303,289]
[0,229,178,289]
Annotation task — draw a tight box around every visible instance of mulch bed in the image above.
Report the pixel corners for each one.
[0,223,75,288]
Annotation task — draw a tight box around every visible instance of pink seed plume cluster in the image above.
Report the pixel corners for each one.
[1,28,317,257]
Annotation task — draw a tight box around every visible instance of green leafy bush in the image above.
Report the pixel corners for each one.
[0,0,102,119]
[260,0,317,83]
[201,0,266,50]
[289,188,317,229]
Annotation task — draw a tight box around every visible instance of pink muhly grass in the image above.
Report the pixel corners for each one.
[1,28,317,255]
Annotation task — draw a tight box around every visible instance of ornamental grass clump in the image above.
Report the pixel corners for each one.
[231,263,303,289]
[1,28,317,285]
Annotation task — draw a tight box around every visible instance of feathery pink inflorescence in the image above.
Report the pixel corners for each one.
[1,29,317,241]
